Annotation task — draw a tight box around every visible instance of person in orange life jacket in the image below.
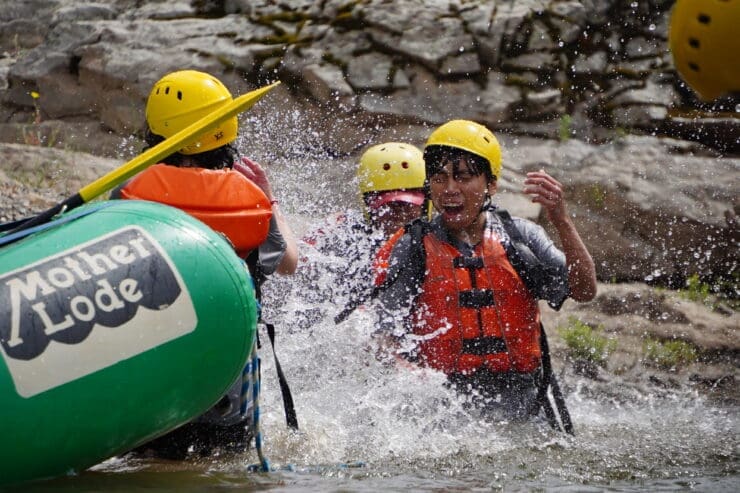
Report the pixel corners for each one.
[373,120,596,421]
[114,70,298,458]
[297,143,425,325]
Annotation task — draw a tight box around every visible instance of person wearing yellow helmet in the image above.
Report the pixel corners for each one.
[115,69,298,459]
[372,120,596,429]
[669,0,740,101]
[116,69,297,273]
[296,142,426,328]
[357,142,427,236]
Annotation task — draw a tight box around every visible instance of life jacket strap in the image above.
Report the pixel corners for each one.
[453,256,484,269]
[461,336,507,355]
[458,288,495,308]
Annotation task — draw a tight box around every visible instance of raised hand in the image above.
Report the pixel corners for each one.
[233,156,274,200]
[522,169,567,223]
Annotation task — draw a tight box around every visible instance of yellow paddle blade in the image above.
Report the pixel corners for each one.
[79,81,281,202]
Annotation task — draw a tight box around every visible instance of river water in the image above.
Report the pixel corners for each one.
[13,112,740,492]
[18,310,740,492]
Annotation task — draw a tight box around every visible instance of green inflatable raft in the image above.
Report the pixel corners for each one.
[0,200,258,486]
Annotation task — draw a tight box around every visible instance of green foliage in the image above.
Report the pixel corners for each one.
[643,338,697,370]
[674,273,738,312]
[558,114,572,141]
[711,272,739,312]
[558,317,616,367]
[679,274,711,305]
[587,184,607,209]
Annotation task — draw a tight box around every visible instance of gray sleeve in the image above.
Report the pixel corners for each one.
[256,215,287,276]
[513,217,570,309]
[375,234,424,338]
[109,182,126,199]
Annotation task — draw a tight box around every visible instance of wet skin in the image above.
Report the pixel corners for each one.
[370,201,424,237]
[428,156,497,245]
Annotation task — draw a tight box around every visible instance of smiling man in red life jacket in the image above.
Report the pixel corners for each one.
[113,70,298,458]
[373,120,596,425]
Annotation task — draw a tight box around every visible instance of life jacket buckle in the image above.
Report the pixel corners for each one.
[458,289,495,308]
[461,336,507,355]
[453,256,484,269]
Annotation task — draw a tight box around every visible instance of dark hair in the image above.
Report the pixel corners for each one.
[423,145,493,183]
[144,130,239,170]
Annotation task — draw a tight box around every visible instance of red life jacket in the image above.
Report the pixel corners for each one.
[120,164,272,258]
[372,227,405,286]
[381,228,542,375]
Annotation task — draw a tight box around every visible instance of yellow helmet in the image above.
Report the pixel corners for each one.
[669,0,740,101]
[357,142,426,194]
[424,120,502,180]
[146,70,238,155]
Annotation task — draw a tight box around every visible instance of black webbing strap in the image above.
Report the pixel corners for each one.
[461,336,507,355]
[263,321,299,430]
[531,323,574,435]
[541,324,573,434]
[458,289,495,308]
[246,250,299,430]
[453,256,484,269]
[0,202,112,247]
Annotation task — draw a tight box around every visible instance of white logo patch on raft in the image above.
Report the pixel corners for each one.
[0,226,197,397]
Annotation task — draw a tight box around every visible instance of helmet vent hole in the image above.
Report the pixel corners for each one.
[688,62,700,72]
[483,136,490,143]
[402,161,409,169]
[383,163,391,171]
[164,87,170,95]
[697,13,711,24]
[177,90,183,100]
[689,38,700,49]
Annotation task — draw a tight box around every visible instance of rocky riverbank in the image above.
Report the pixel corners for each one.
[1,0,738,291]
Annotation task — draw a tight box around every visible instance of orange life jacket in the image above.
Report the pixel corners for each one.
[372,227,405,286]
[382,228,542,375]
[120,164,272,258]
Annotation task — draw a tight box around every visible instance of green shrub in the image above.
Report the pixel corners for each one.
[558,317,616,367]
[679,274,712,305]
[558,114,572,141]
[587,184,607,209]
[643,338,697,370]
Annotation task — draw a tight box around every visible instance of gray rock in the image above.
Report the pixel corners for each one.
[611,105,668,128]
[50,4,118,24]
[572,52,608,75]
[301,63,356,110]
[347,52,393,90]
[611,79,676,106]
[439,53,481,76]
[504,52,559,72]
[397,18,474,70]
[528,21,554,51]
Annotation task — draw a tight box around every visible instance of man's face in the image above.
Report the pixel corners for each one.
[369,201,423,236]
[428,156,492,232]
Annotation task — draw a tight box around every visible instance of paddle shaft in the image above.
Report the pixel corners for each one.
[6,81,280,235]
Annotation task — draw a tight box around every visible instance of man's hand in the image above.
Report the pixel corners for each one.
[523,169,567,223]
